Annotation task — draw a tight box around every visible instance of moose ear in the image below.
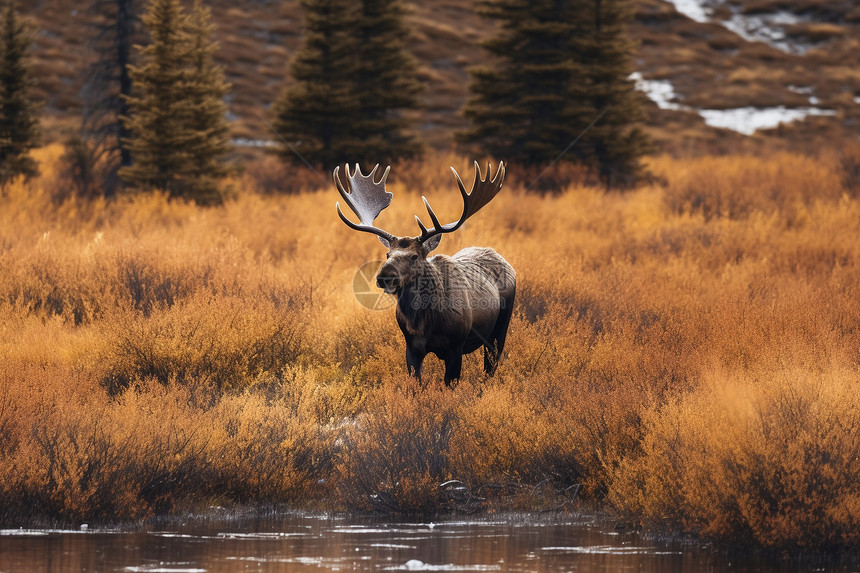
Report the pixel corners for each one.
[423,234,442,253]
[378,236,390,248]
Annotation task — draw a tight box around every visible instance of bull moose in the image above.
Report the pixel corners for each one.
[334,161,515,386]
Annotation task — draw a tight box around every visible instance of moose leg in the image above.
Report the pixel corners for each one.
[483,343,499,376]
[406,346,425,380]
[484,294,515,376]
[443,352,463,387]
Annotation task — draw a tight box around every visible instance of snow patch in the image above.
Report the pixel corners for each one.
[233,137,277,148]
[630,72,684,111]
[662,0,814,54]
[698,106,836,135]
[722,9,810,54]
[632,72,837,135]
[665,0,710,22]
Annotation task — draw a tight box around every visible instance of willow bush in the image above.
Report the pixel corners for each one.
[1,144,859,549]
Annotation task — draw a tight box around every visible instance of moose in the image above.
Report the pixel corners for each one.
[335,161,515,386]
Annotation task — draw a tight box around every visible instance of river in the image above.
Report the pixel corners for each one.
[0,512,852,572]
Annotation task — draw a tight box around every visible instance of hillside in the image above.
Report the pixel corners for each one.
[25,0,860,156]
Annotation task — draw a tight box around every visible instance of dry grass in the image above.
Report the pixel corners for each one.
[2,144,860,549]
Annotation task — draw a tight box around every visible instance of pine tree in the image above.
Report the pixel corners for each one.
[0,1,39,184]
[351,0,422,164]
[461,0,648,187]
[273,0,422,171]
[272,0,362,171]
[121,0,230,203]
[81,0,143,196]
[182,0,231,204]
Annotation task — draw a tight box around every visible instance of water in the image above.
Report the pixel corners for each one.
[0,512,851,572]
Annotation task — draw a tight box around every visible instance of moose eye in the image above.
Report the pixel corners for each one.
[411,254,418,261]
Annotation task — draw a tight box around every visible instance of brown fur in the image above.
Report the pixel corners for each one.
[377,238,516,385]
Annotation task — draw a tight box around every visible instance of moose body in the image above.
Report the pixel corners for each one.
[335,162,515,385]
[387,245,515,383]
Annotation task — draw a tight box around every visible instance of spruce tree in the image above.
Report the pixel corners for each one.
[121,0,230,203]
[182,0,231,204]
[461,0,648,187]
[273,0,422,171]
[81,0,143,196]
[351,0,422,164]
[272,0,362,170]
[461,0,592,168]
[575,0,649,186]
[120,0,192,195]
[0,1,39,184]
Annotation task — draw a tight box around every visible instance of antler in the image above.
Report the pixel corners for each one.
[334,163,396,245]
[416,161,506,244]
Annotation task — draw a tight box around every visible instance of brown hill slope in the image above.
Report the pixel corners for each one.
[25,0,860,155]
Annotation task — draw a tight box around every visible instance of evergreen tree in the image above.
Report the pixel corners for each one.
[81,0,142,196]
[120,0,192,195]
[351,0,422,164]
[461,0,592,168]
[183,0,232,204]
[273,0,422,171]
[461,0,648,187]
[575,0,649,186]
[272,0,362,170]
[121,0,230,203]
[0,1,39,184]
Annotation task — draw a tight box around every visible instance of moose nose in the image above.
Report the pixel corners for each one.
[377,273,400,293]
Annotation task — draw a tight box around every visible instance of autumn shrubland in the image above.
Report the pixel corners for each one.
[1,144,859,549]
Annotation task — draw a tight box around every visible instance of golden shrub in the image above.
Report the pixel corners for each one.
[1,147,859,548]
[611,366,860,548]
[100,292,306,393]
[335,380,461,513]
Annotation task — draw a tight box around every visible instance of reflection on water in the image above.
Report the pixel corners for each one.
[0,512,852,572]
